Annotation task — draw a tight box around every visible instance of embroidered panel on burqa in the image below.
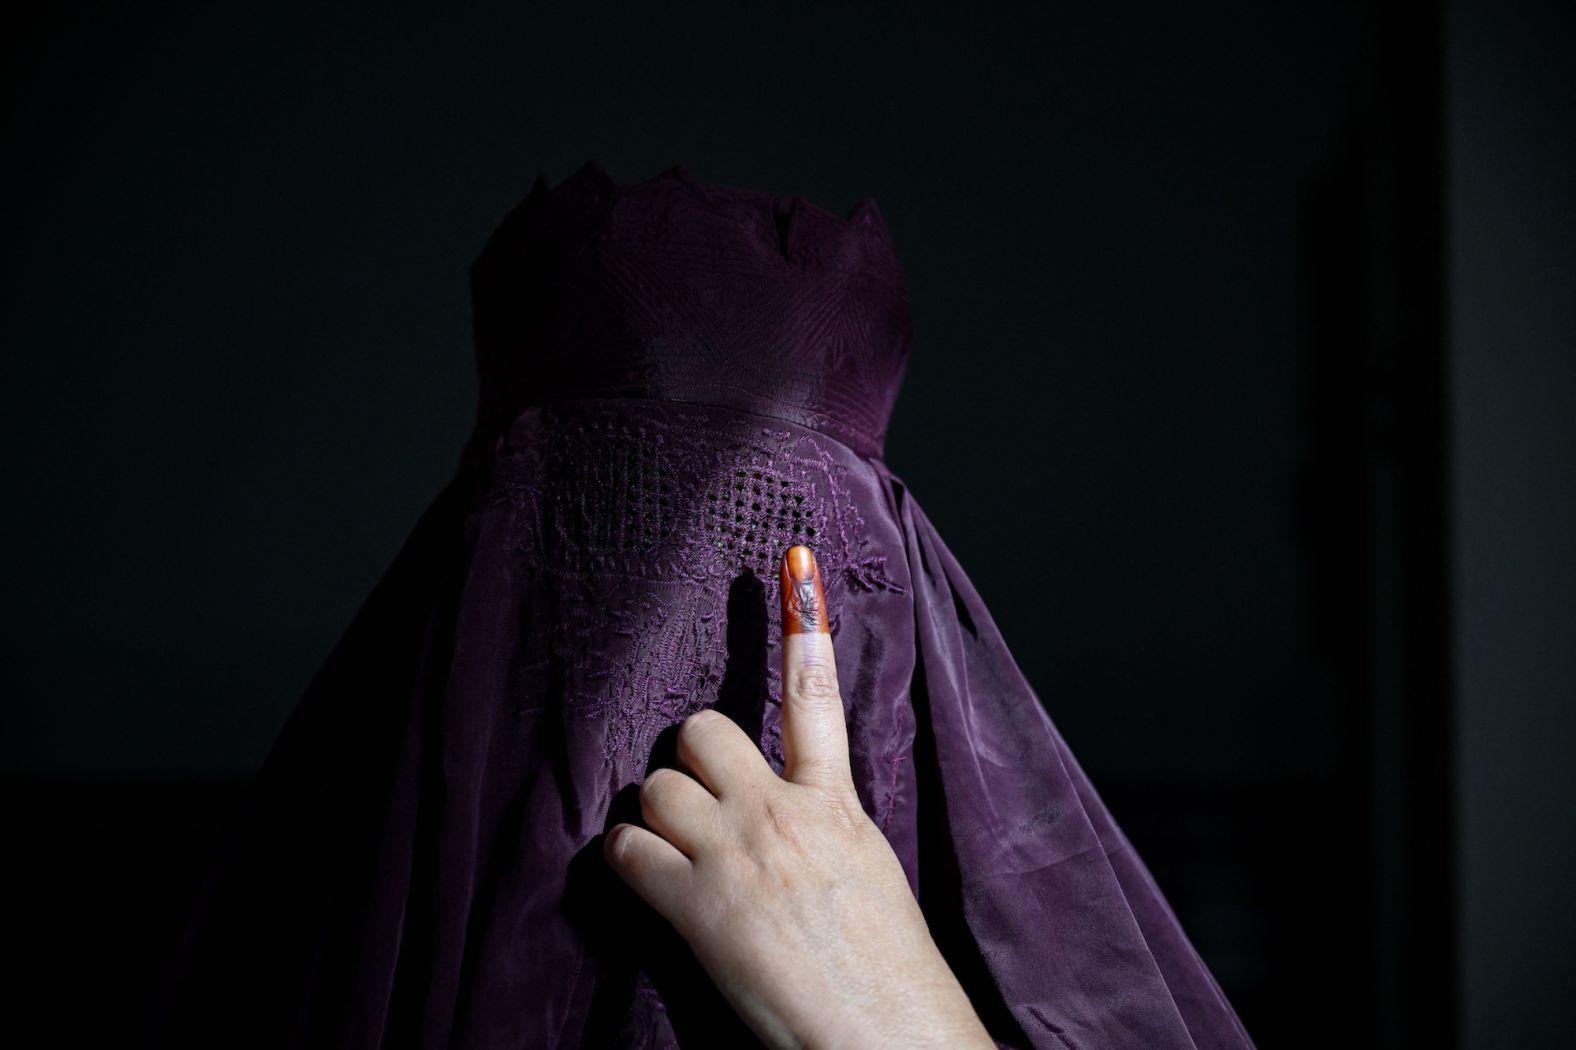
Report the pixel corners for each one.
[147,161,1256,1050]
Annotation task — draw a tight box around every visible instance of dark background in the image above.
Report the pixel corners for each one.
[3,1,1572,1046]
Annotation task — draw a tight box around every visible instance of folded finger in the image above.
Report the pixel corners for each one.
[675,708,771,798]
[603,822,693,923]
[638,766,721,857]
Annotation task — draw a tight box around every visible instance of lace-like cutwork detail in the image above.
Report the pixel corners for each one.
[483,397,905,763]
[707,464,827,569]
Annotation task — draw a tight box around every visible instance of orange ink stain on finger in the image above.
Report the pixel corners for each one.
[781,545,830,635]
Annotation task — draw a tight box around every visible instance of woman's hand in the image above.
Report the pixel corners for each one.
[604,545,996,1050]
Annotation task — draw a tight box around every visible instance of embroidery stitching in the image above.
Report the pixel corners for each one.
[482,397,904,764]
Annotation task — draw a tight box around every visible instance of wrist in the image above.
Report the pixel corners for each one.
[804,975,994,1050]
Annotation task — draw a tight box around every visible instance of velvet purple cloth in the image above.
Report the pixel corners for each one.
[146,161,1256,1049]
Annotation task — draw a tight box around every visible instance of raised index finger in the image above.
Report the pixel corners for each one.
[778,545,851,789]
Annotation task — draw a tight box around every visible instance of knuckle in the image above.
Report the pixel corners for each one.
[759,791,812,851]
[618,833,647,871]
[639,767,682,808]
[606,825,639,869]
[823,783,871,831]
[678,708,726,750]
[789,663,842,704]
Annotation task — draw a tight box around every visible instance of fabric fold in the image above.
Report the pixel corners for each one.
[881,461,1246,1049]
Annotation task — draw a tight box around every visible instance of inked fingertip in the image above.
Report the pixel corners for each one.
[783,544,816,580]
[780,544,830,636]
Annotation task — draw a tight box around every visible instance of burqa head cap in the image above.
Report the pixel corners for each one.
[469,160,911,458]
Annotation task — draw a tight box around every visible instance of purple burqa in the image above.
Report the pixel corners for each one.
[148,161,1255,1049]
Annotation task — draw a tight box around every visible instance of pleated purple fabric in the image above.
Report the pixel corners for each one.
[146,161,1255,1049]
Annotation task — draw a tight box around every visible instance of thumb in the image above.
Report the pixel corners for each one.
[778,545,851,788]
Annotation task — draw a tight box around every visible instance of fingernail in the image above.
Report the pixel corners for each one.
[781,545,830,635]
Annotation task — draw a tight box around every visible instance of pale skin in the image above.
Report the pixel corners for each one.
[602,550,997,1050]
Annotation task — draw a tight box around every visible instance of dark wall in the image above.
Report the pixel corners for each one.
[5,1,1565,1046]
[1447,0,1576,1044]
